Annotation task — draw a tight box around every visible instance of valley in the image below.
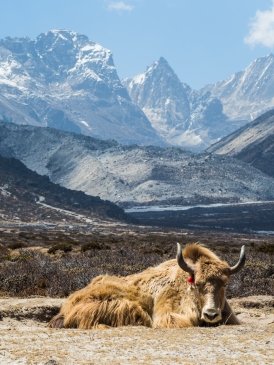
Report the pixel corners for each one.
[0,13,274,365]
[128,201,274,233]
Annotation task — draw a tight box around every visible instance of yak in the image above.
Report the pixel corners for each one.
[49,242,246,329]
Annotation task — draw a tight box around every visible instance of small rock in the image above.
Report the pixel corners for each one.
[44,360,58,365]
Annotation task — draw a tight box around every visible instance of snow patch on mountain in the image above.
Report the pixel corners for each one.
[0,184,11,197]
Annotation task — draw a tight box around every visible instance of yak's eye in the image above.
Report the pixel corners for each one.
[195,282,204,290]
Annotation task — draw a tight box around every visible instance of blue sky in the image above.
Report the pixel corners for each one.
[0,0,273,88]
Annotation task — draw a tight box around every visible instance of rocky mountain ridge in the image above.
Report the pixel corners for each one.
[0,30,162,146]
[204,54,274,121]
[1,121,274,207]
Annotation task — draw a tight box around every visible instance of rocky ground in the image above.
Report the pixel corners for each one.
[0,296,273,365]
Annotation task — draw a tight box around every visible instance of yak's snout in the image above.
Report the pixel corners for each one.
[201,307,222,323]
[201,292,222,324]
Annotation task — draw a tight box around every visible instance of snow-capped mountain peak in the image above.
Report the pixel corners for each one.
[124,57,234,151]
[204,53,274,121]
[126,57,181,94]
[146,56,176,76]
[125,57,190,134]
[0,30,162,145]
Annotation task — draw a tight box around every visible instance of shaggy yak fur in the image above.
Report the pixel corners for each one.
[49,243,245,329]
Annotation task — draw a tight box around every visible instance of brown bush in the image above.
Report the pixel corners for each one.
[7,242,26,250]
[48,243,73,254]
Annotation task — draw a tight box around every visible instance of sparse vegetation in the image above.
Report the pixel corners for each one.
[0,228,273,298]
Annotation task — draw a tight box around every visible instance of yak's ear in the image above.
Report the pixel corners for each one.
[48,314,65,328]
[176,243,194,275]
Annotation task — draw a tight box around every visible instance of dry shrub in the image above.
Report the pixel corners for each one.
[0,245,161,297]
[7,242,26,250]
[81,241,109,252]
[48,243,73,254]
[221,248,274,298]
[255,243,274,254]
[0,250,95,297]
[0,232,273,299]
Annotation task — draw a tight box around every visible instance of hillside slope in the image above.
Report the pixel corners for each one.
[208,109,274,178]
[1,122,274,207]
[0,154,127,222]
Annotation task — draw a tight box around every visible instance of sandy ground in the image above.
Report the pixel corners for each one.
[0,296,273,365]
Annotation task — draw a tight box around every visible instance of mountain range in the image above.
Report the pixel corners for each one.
[0,30,162,146]
[1,121,274,208]
[1,30,274,152]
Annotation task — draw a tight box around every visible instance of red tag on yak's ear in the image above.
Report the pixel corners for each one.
[187,276,195,284]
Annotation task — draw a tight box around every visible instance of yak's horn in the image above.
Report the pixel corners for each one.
[176,243,194,275]
[230,245,246,275]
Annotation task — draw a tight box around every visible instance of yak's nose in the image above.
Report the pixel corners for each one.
[204,312,218,321]
[203,308,220,322]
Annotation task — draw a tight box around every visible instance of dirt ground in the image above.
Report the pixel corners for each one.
[0,296,273,365]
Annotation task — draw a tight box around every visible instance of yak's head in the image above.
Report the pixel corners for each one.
[177,243,246,325]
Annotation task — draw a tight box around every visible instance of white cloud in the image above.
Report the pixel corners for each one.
[107,1,134,12]
[245,1,274,48]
